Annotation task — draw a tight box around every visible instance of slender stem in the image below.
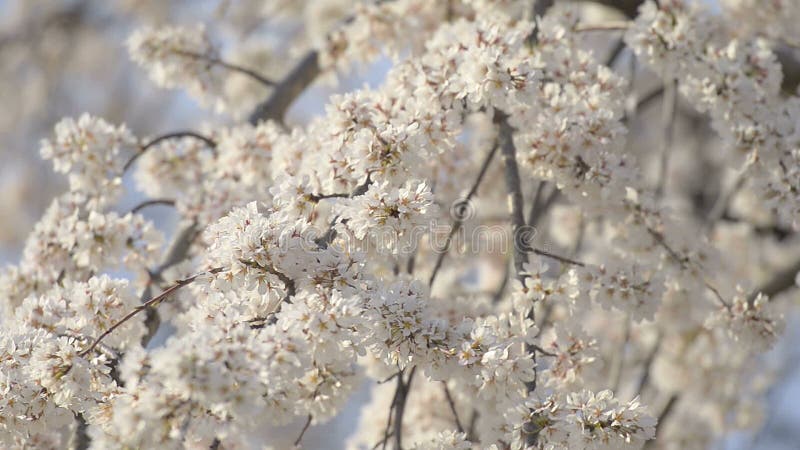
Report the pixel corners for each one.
[123,131,216,173]
[609,314,630,393]
[643,394,678,450]
[442,383,465,433]
[429,141,499,287]
[392,367,417,450]
[293,415,313,447]
[72,413,90,450]
[530,248,586,267]
[78,268,222,357]
[635,333,661,397]
[130,198,175,214]
[646,226,729,308]
[173,49,276,88]
[705,164,748,228]
[749,257,800,303]
[574,21,631,32]
[655,79,677,199]
[531,344,557,358]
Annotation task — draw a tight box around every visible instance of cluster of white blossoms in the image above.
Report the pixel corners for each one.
[128,24,229,112]
[3,0,800,449]
[721,0,800,45]
[336,180,437,253]
[626,0,800,227]
[40,114,136,207]
[520,390,656,450]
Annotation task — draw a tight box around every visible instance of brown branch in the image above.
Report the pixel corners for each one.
[78,267,222,357]
[574,21,630,32]
[130,198,175,214]
[496,112,528,281]
[249,51,320,125]
[646,226,730,308]
[123,132,216,173]
[643,394,678,450]
[429,141,499,287]
[749,257,800,303]
[72,413,90,450]
[393,367,416,449]
[442,383,465,434]
[173,49,277,88]
[530,248,586,267]
[655,79,677,199]
[293,414,313,447]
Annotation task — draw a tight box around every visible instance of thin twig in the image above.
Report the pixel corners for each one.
[123,131,216,173]
[635,333,662,397]
[647,225,730,308]
[655,79,677,199]
[174,49,277,88]
[442,383,465,433]
[531,344,557,358]
[429,141,499,287]
[609,314,631,393]
[643,394,678,450]
[749,257,800,303]
[293,414,313,447]
[574,21,631,32]
[705,165,748,229]
[130,198,175,214]
[526,182,546,229]
[530,248,586,267]
[392,367,417,450]
[72,413,90,450]
[78,267,222,357]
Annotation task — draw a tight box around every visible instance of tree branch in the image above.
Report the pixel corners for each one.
[496,112,528,280]
[293,414,313,447]
[123,132,216,173]
[130,198,175,214]
[78,268,222,357]
[173,49,277,88]
[442,383,465,434]
[249,51,320,125]
[429,140,499,287]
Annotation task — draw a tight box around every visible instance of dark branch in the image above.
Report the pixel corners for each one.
[249,51,320,125]
[293,415,313,447]
[78,268,223,357]
[130,198,175,214]
[442,383,465,434]
[429,141,499,287]
[123,132,216,173]
[173,49,277,88]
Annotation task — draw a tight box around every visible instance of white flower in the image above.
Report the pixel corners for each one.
[128,24,227,111]
[40,114,135,206]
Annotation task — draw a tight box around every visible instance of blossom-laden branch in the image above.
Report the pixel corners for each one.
[122,131,217,173]
[171,49,277,88]
[78,267,223,357]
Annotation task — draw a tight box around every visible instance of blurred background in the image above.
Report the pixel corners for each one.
[1,1,800,449]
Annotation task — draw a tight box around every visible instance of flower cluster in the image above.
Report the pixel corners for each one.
[128,24,228,111]
[521,390,656,450]
[40,114,136,206]
[3,0,800,449]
